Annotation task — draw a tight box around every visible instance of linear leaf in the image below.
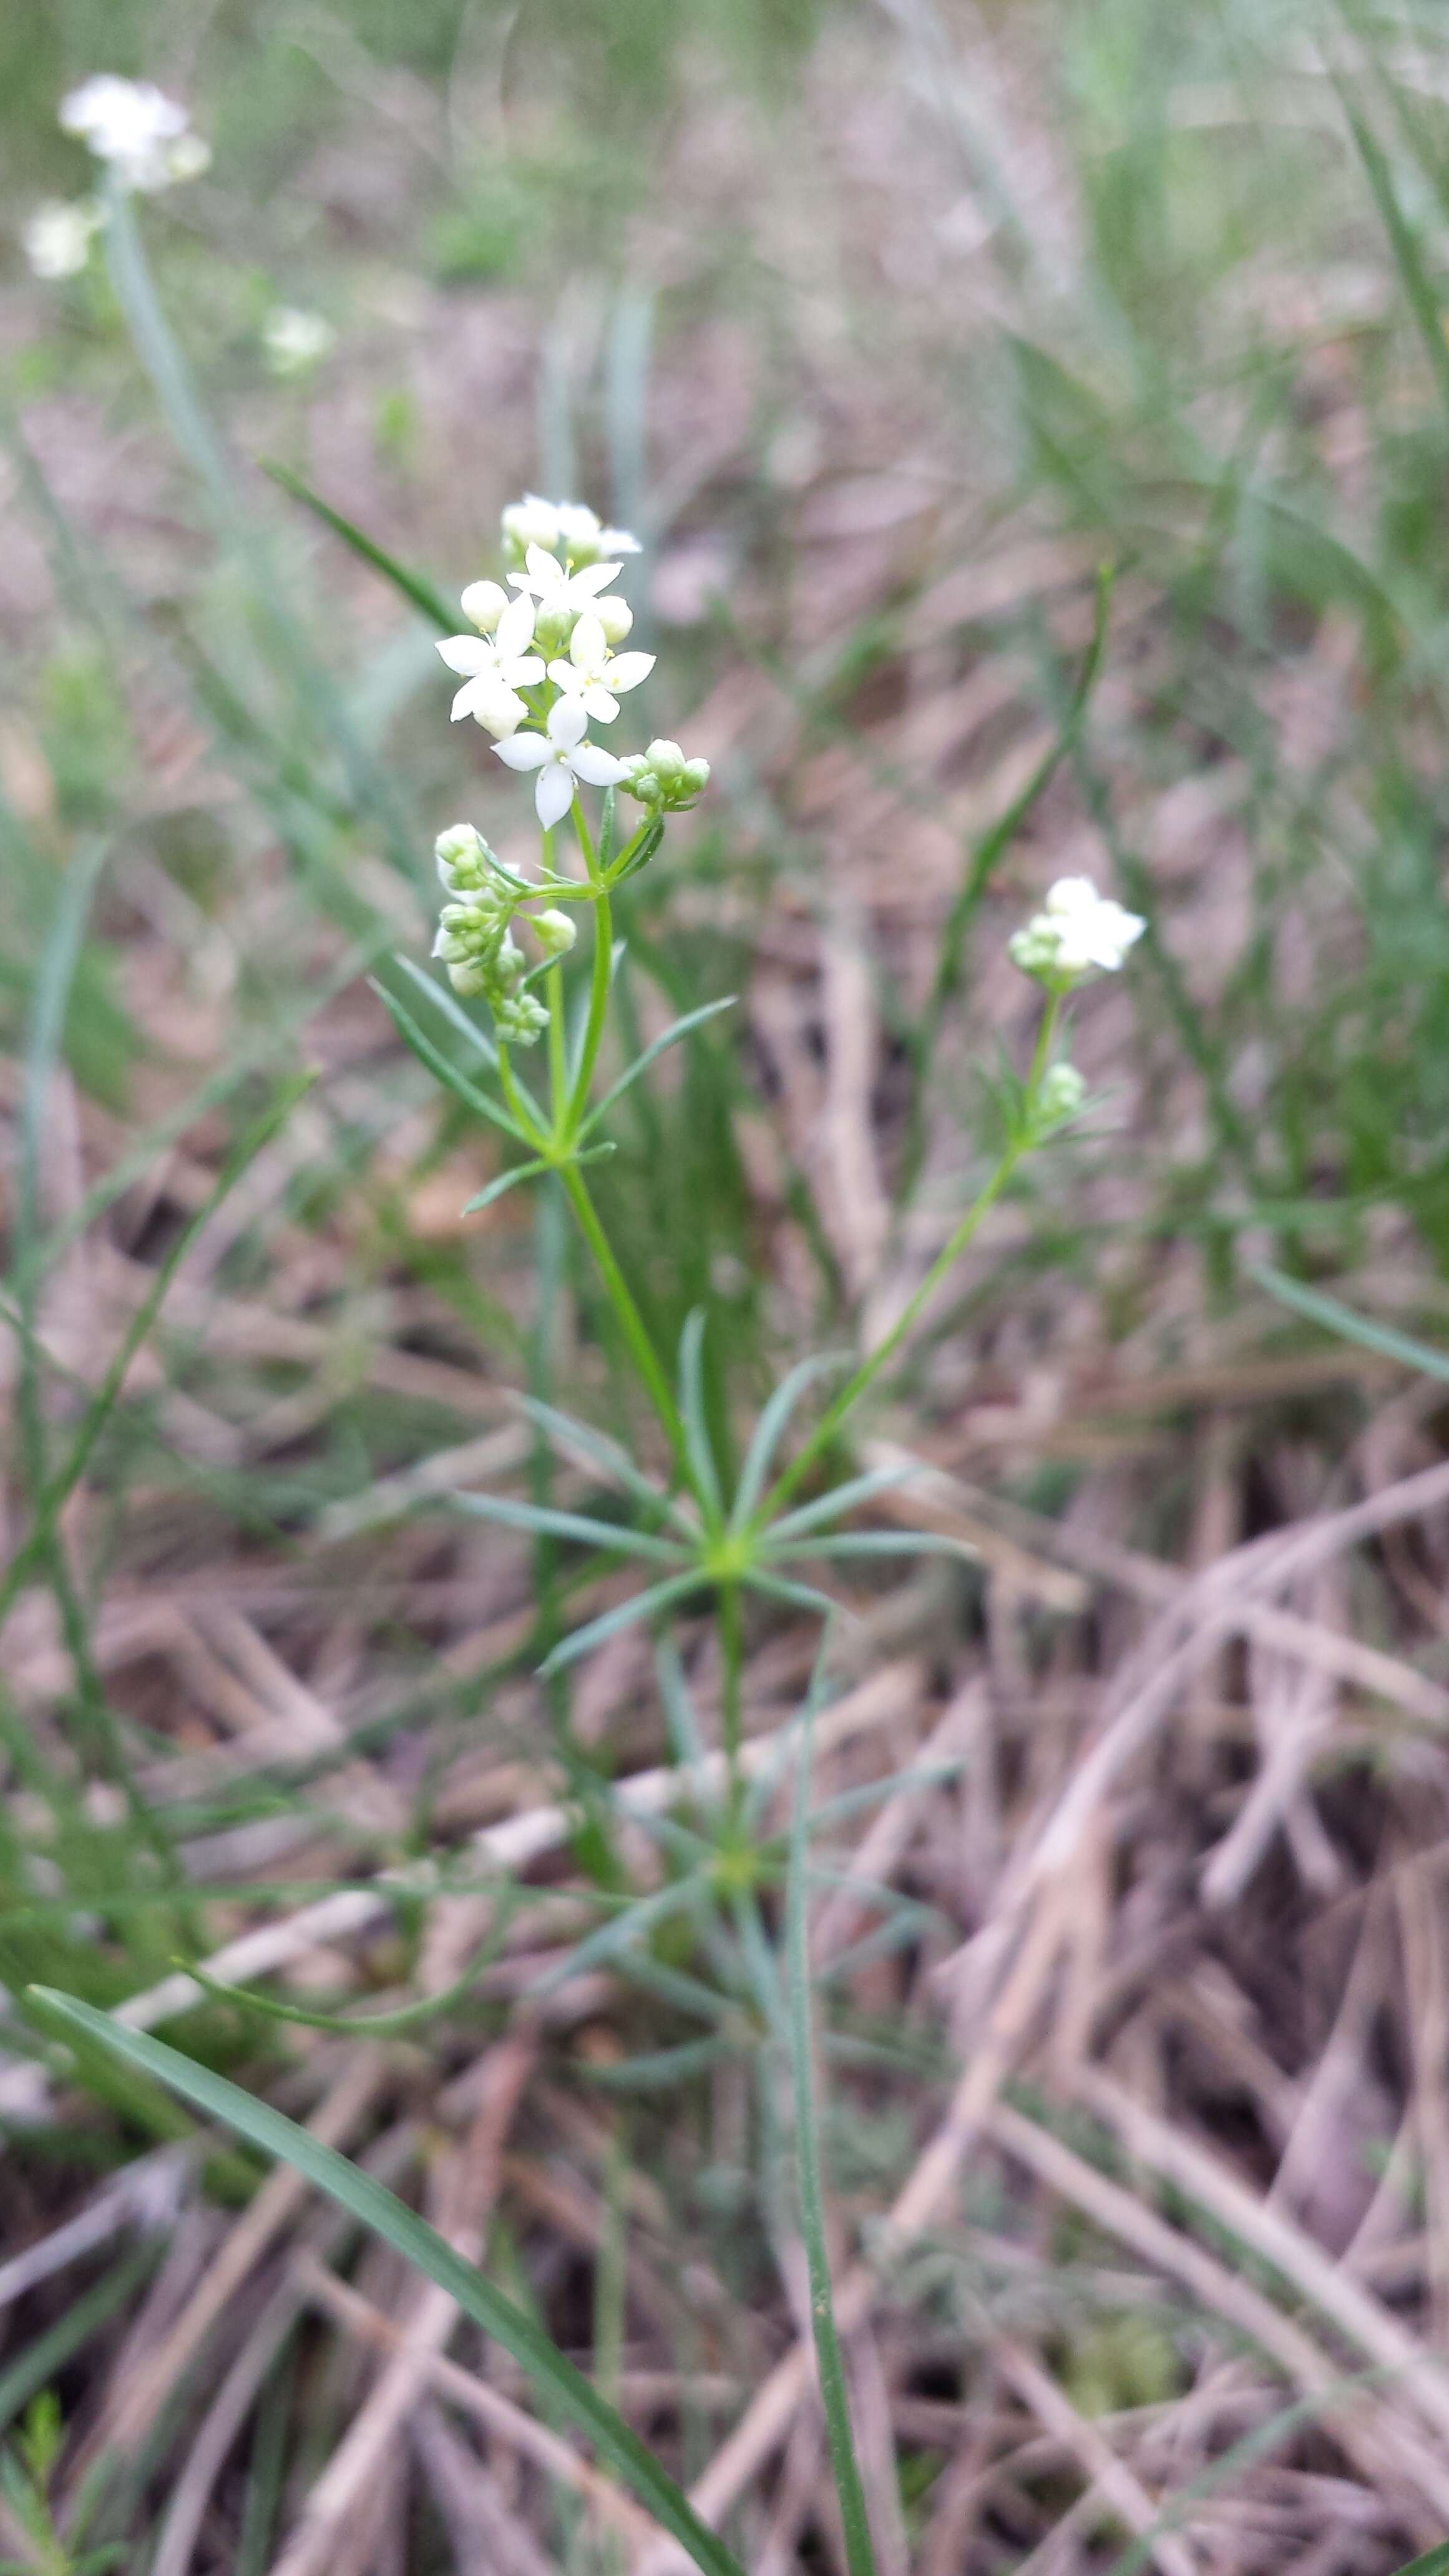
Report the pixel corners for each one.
[537,1573,705,1676]
[581,997,738,1136]
[264,462,459,632]
[373,981,532,1145]
[449,1492,685,1564]
[25,1990,746,2576]
[1254,1264,1449,1387]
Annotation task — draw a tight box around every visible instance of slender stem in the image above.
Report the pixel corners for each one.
[718,1579,744,1795]
[567,881,614,1137]
[560,1163,690,1471]
[546,961,568,1119]
[495,1044,542,1147]
[754,997,1063,1526]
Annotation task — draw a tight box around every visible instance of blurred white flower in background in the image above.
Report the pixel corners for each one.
[1009,876,1146,987]
[261,306,337,377]
[547,612,655,723]
[436,593,544,736]
[500,494,640,566]
[22,199,102,280]
[493,695,627,828]
[59,77,209,193]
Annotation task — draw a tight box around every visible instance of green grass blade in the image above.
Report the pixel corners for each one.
[1253,1264,1449,1385]
[263,462,459,631]
[786,1697,879,2576]
[25,1991,747,2576]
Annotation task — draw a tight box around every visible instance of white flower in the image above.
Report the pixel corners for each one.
[22,198,101,280]
[263,307,335,376]
[547,612,655,723]
[554,501,641,563]
[501,494,642,566]
[502,494,563,558]
[493,697,626,829]
[436,593,544,736]
[59,77,208,193]
[1008,876,1146,986]
[507,543,623,620]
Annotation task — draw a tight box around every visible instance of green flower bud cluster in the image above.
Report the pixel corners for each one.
[1034,1061,1086,1128]
[431,824,550,1045]
[617,739,711,812]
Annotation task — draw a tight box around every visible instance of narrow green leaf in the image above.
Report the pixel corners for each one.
[537,1573,705,1676]
[766,1533,972,1563]
[580,997,738,1137]
[372,981,533,1145]
[449,1491,685,1563]
[263,462,459,631]
[515,1395,696,1534]
[24,1991,746,2576]
[459,1159,552,1216]
[730,1355,849,1536]
[766,1463,919,1544]
[392,955,500,1068]
[1254,1264,1449,1385]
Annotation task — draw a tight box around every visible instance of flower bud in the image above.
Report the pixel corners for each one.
[593,595,634,645]
[492,988,550,1044]
[434,823,487,890]
[460,578,508,635]
[645,738,685,782]
[533,603,575,658]
[1037,1061,1086,1126]
[531,907,577,958]
[681,757,711,794]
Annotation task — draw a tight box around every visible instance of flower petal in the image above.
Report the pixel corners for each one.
[605,652,654,693]
[436,634,490,675]
[500,655,545,688]
[569,561,622,600]
[548,696,588,751]
[536,763,575,830]
[494,731,551,771]
[547,660,584,692]
[569,613,606,675]
[496,592,539,658]
[524,545,565,591]
[570,742,627,787]
[581,686,620,723]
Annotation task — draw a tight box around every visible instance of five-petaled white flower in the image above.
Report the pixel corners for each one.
[507,544,624,620]
[436,593,544,737]
[1009,876,1146,987]
[59,77,209,193]
[548,612,655,723]
[493,698,626,829]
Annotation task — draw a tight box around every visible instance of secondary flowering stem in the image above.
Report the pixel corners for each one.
[754,995,1063,1529]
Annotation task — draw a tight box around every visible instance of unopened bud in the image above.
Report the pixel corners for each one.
[460,578,508,634]
[531,907,577,959]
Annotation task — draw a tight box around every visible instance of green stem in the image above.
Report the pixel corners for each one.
[755,998,1062,1526]
[567,880,614,1138]
[718,1579,744,1798]
[560,1163,690,1473]
[495,1045,542,1147]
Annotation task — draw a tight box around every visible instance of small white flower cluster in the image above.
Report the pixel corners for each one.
[263,307,336,378]
[22,198,103,280]
[59,77,210,193]
[1008,876,1145,989]
[431,495,711,1028]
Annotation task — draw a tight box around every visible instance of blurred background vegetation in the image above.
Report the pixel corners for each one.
[8,0,1449,2567]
